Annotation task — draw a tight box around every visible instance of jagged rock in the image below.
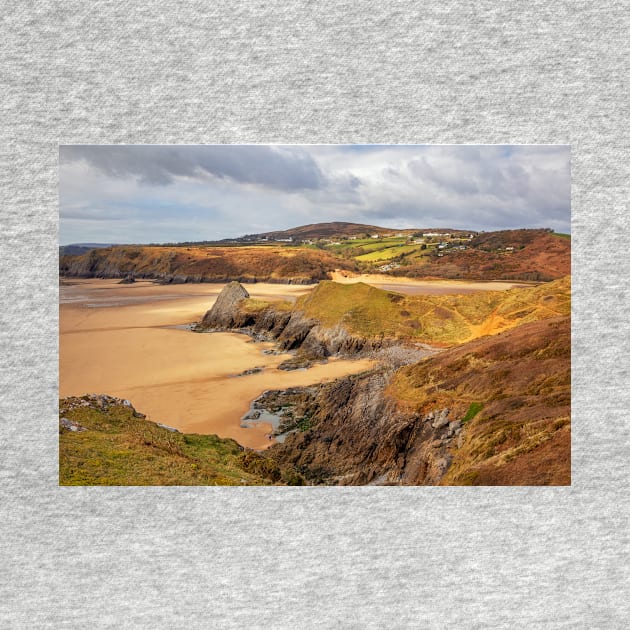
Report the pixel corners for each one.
[59,417,87,432]
[201,282,250,328]
[59,394,145,418]
[267,372,456,485]
[278,355,313,371]
[237,367,263,376]
[431,409,450,429]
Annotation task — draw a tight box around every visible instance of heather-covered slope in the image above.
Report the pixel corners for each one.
[392,229,570,281]
[267,316,570,485]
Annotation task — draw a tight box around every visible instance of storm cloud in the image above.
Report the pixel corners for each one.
[60,145,325,190]
[59,145,570,244]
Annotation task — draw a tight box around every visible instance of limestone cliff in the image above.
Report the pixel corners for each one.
[200,281,250,328]
[265,316,570,486]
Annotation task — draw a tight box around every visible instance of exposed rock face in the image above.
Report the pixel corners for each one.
[263,371,457,485]
[201,281,250,328]
[118,273,135,284]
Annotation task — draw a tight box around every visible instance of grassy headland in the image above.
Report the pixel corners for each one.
[59,395,304,486]
[243,276,571,347]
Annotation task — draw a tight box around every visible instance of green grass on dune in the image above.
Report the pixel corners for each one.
[59,400,295,486]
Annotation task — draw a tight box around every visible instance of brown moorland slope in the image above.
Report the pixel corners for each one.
[392,229,570,281]
[59,245,357,284]
[391,316,570,485]
[267,316,569,486]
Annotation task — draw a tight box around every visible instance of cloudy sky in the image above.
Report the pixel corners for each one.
[59,145,570,244]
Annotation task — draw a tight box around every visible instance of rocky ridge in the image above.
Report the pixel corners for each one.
[197,281,401,364]
[261,316,571,486]
[257,373,461,485]
[197,282,570,485]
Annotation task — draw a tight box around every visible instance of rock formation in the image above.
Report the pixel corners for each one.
[264,316,570,486]
[201,281,250,328]
[260,372,458,485]
[198,282,396,362]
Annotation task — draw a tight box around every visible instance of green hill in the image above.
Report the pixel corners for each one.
[59,395,304,486]
[289,277,571,346]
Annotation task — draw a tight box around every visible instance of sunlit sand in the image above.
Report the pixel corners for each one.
[60,279,371,449]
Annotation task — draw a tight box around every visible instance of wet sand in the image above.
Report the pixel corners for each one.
[59,279,371,449]
[329,271,533,295]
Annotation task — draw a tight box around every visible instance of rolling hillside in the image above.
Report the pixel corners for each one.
[292,276,570,346]
[60,225,569,283]
[59,395,304,486]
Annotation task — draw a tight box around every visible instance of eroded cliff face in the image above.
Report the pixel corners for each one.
[59,244,351,284]
[266,317,570,486]
[262,372,459,485]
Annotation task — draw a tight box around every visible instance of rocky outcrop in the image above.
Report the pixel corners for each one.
[201,281,250,328]
[118,273,135,284]
[261,371,461,485]
[198,282,395,361]
[257,316,571,486]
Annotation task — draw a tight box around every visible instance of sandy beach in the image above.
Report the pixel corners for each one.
[329,271,533,295]
[60,279,370,449]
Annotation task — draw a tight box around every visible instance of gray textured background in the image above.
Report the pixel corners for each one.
[1,2,628,628]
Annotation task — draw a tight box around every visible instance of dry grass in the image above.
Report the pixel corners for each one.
[388,316,571,485]
[293,276,570,346]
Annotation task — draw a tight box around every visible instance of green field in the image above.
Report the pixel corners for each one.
[356,244,420,261]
